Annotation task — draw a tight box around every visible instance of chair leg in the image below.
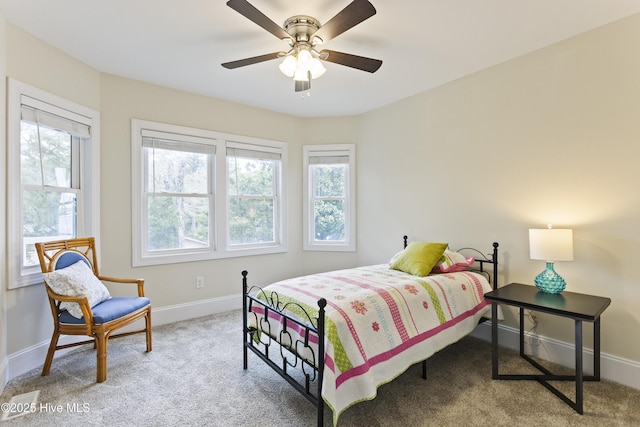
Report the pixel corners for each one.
[95,334,108,383]
[145,309,152,352]
[41,331,61,377]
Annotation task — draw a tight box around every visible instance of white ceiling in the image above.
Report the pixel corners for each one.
[1,0,640,117]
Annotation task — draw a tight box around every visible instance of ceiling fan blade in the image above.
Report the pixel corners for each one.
[312,0,376,43]
[226,0,291,41]
[319,49,382,73]
[222,52,283,69]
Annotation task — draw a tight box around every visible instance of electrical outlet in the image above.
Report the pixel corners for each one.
[196,276,204,288]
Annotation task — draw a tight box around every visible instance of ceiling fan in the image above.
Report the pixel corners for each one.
[221,0,383,92]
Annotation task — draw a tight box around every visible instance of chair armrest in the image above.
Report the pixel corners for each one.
[98,276,146,297]
[47,289,91,305]
[45,287,94,334]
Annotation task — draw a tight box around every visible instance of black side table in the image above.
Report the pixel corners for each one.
[484,283,611,414]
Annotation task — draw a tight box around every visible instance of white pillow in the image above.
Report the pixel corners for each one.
[43,260,111,319]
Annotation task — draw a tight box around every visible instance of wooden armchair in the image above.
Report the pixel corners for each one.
[35,237,152,382]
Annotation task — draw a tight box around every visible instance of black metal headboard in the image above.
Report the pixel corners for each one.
[402,235,499,289]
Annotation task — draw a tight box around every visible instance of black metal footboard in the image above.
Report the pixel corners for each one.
[242,270,327,427]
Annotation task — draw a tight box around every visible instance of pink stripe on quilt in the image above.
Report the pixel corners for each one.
[280,284,369,362]
[352,275,421,335]
[328,275,410,342]
[334,300,489,388]
[465,272,487,302]
[325,354,335,373]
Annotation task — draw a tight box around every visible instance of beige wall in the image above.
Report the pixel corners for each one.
[3,12,640,382]
[357,13,640,362]
[6,24,100,111]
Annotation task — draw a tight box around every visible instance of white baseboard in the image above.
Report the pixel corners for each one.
[151,293,242,326]
[0,355,8,390]
[471,321,640,391]
[5,293,242,383]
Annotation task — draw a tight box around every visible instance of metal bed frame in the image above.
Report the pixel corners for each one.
[242,237,499,426]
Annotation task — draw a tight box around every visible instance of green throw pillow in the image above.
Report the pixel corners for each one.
[390,241,448,277]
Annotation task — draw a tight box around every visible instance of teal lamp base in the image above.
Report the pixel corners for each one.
[534,261,566,294]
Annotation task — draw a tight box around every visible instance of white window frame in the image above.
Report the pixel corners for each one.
[7,79,101,289]
[139,127,217,263]
[303,144,356,252]
[131,119,287,266]
[226,141,283,251]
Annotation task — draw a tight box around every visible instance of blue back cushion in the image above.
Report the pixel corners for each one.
[54,251,91,271]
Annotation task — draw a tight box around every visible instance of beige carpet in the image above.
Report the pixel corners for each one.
[1,309,639,426]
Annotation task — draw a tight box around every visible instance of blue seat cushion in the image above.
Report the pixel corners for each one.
[59,296,150,325]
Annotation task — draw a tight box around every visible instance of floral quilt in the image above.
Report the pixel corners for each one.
[250,264,492,425]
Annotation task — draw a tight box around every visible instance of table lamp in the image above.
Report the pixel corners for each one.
[529,225,573,293]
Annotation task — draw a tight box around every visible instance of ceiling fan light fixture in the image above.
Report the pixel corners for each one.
[309,57,326,79]
[297,49,312,66]
[278,55,297,77]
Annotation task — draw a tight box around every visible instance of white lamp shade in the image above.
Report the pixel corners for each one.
[278,56,297,77]
[529,228,574,261]
[309,58,326,79]
[297,49,312,66]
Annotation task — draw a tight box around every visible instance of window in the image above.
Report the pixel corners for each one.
[227,143,282,248]
[7,79,100,288]
[303,144,356,251]
[132,120,286,266]
[142,131,215,257]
